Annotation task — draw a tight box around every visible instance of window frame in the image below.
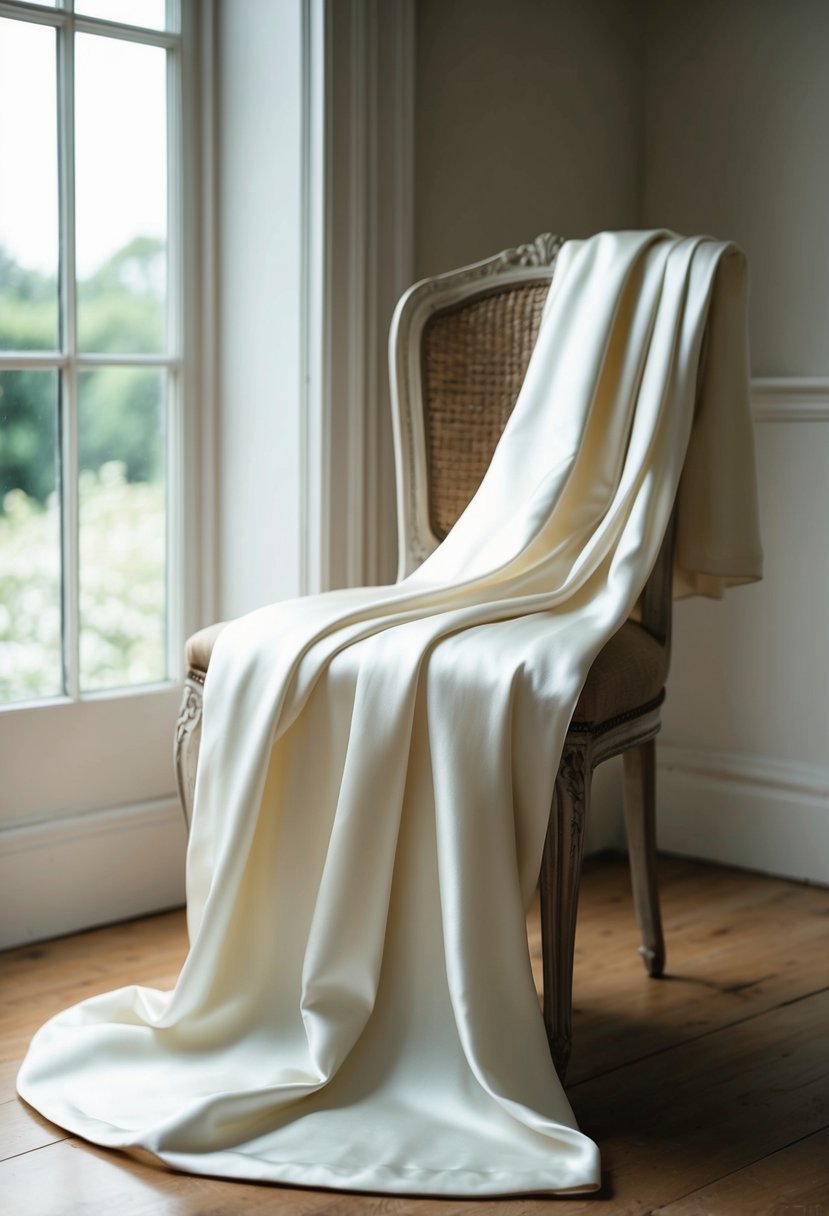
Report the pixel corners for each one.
[0,0,190,706]
[0,0,211,920]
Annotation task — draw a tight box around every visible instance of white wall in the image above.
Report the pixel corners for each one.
[643,0,829,882]
[216,0,304,621]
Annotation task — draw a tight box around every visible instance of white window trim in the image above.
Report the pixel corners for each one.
[301,0,415,594]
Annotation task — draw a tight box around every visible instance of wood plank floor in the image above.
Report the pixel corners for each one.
[2,854,828,1215]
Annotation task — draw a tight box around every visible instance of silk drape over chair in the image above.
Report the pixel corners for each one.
[19,231,762,1198]
[175,231,760,1076]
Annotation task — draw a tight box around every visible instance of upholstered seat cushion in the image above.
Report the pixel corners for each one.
[570,620,668,724]
[185,618,667,728]
[185,621,228,674]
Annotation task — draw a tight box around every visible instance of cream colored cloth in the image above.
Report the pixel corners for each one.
[18,232,762,1197]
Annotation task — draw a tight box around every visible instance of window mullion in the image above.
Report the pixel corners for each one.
[0,1,181,48]
[58,11,80,701]
[0,2,65,30]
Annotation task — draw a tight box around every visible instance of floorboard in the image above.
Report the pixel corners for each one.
[652,1125,829,1215]
[2,854,827,1215]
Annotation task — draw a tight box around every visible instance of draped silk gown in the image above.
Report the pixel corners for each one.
[18,231,762,1197]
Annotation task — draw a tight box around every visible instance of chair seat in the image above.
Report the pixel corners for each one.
[571,620,668,724]
[185,618,667,728]
[186,621,227,674]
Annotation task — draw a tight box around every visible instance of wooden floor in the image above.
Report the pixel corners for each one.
[2,854,828,1215]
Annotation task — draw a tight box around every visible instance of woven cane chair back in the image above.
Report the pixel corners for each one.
[389,235,563,580]
[421,282,550,540]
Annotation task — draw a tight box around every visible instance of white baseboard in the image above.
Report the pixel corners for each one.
[0,798,187,950]
[4,746,824,950]
[656,745,829,885]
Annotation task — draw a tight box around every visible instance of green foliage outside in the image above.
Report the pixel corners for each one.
[0,240,167,702]
[0,237,166,502]
[0,486,62,701]
[0,466,165,702]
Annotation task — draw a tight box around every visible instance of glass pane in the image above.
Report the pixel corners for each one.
[0,19,59,352]
[78,368,166,692]
[75,1,169,31]
[0,371,62,704]
[75,34,167,354]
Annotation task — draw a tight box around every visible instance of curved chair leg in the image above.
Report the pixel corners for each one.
[540,738,590,1080]
[174,675,204,834]
[622,739,665,977]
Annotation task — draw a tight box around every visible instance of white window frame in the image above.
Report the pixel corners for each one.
[0,0,212,947]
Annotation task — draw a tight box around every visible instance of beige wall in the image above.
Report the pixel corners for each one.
[415,0,643,279]
[643,0,829,377]
[415,0,829,880]
[416,0,829,375]
[643,0,829,880]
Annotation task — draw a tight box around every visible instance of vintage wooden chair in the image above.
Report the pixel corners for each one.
[175,234,673,1079]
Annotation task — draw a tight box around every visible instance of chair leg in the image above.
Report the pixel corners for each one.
[174,675,204,834]
[539,738,590,1080]
[622,739,665,977]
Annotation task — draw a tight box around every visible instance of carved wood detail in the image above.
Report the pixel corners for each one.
[174,677,204,832]
[557,742,588,865]
[495,232,564,269]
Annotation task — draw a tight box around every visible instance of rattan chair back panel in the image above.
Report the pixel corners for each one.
[421,282,550,539]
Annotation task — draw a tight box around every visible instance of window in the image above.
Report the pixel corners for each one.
[0,0,184,705]
[0,0,204,947]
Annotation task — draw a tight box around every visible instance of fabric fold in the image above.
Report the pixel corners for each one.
[18,231,762,1197]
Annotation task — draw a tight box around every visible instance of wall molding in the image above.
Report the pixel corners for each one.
[301,0,415,594]
[0,797,187,949]
[656,744,829,886]
[751,377,829,421]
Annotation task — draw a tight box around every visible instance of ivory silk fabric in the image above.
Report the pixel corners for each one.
[18,232,762,1197]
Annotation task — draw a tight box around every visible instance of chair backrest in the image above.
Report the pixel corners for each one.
[388,233,674,651]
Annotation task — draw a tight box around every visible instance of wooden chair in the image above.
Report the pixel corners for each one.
[175,233,672,1079]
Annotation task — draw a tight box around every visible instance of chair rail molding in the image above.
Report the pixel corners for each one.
[751,377,829,421]
[301,0,415,594]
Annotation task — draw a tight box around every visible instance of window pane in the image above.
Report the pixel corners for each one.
[0,19,59,352]
[75,34,167,354]
[0,371,62,704]
[75,0,170,31]
[78,368,166,692]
